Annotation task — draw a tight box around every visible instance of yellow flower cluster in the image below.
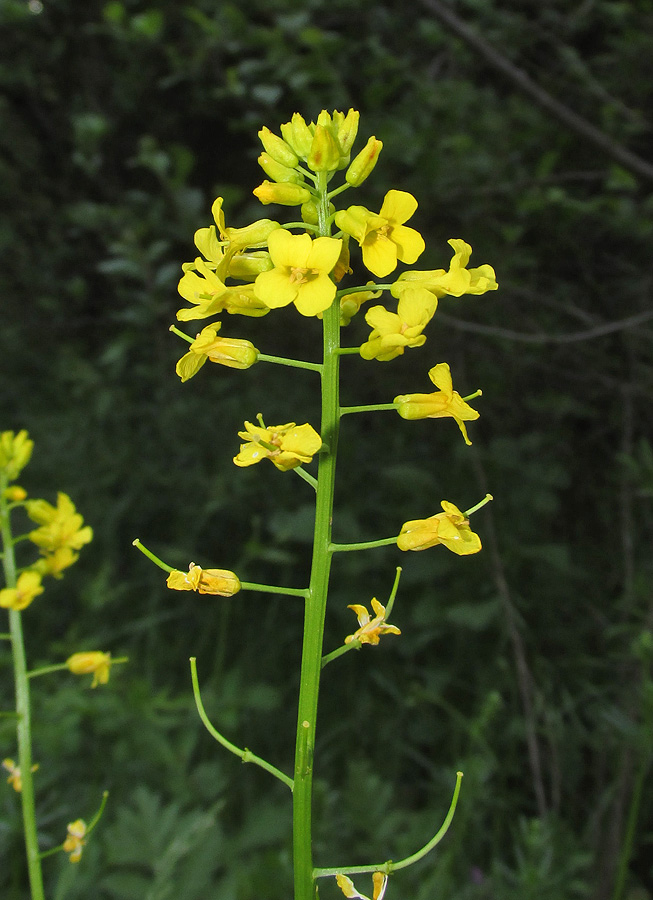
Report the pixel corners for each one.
[0,430,33,480]
[26,493,93,577]
[2,758,38,792]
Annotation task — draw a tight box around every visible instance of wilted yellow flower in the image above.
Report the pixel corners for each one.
[360,290,437,362]
[392,239,498,300]
[336,872,388,900]
[335,189,425,278]
[0,430,33,480]
[0,570,44,611]
[397,501,482,555]
[254,230,342,317]
[234,420,322,471]
[175,323,259,382]
[66,652,113,688]
[166,563,241,597]
[2,758,38,793]
[63,819,86,863]
[345,599,401,646]
[394,363,480,445]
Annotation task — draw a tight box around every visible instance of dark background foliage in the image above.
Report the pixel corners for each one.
[2,0,653,898]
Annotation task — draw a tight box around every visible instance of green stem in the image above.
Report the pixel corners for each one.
[340,403,397,416]
[330,537,398,553]
[240,581,308,598]
[1,475,45,900]
[313,771,463,879]
[131,538,175,572]
[292,170,341,900]
[293,466,319,491]
[321,639,361,668]
[190,658,294,790]
[258,353,323,374]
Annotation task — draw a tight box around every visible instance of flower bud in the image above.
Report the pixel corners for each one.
[225,218,280,248]
[335,108,360,156]
[308,125,341,173]
[3,485,27,501]
[345,137,383,186]
[204,336,259,370]
[257,152,303,184]
[258,126,299,168]
[280,113,314,158]
[228,251,273,279]
[66,651,112,687]
[0,430,33,481]
[253,180,312,206]
[300,199,335,226]
[166,563,241,597]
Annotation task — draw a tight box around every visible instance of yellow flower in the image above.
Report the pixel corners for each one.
[394,363,480,445]
[2,758,38,793]
[234,420,322,471]
[360,290,437,362]
[278,110,359,171]
[32,546,79,579]
[392,239,498,300]
[175,323,259,382]
[335,190,425,278]
[336,872,388,900]
[254,230,342,317]
[0,430,33,480]
[63,819,86,863]
[166,563,241,597]
[397,501,482,555]
[66,652,113,688]
[27,493,93,554]
[0,570,44,611]
[345,598,401,646]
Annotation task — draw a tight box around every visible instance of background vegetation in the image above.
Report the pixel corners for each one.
[2,0,653,897]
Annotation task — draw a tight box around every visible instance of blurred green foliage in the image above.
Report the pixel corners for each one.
[2,0,653,897]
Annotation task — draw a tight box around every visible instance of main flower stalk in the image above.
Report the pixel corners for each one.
[0,476,45,900]
[293,172,340,900]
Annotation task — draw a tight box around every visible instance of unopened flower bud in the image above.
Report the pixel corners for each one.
[308,125,341,173]
[0,430,34,481]
[253,181,312,206]
[3,485,27,501]
[335,108,360,156]
[280,113,314,158]
[225,218,280,248]
[257,152,303,184]
[346,137,383,186]
[228,251,273,279]
[258,126,299,168]
[66,651,113,687]
[300,199,335,226]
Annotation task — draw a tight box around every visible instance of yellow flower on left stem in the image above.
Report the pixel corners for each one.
[166,563,241,597]
[0,570,43,611]
[26,493,92,577]
[2,758,38,793]
[63,819,86,863]
[175,323,259,382]
[233,420,322,471]
[345,598,400,646]
[254,229,342,317]
[66,652,113,688]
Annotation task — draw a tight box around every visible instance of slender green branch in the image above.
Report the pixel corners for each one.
[284,221,320,232]
[313,771,463,879]
[1,632,11,640]
[258,353,323,373]
[28,658,128,679]
[335,283,393,298]
[326,182,351,201]
[38,791,109,861]
[340,403,397,416]
[384,566,403,619]
[240,581,308,598]
[330,536,398,553]
[131,538,175,573]
[321,639,362,668]
[169,324,194,343]
[293,466,318,491]
[190,658,294,790]
[336,347,362,356]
